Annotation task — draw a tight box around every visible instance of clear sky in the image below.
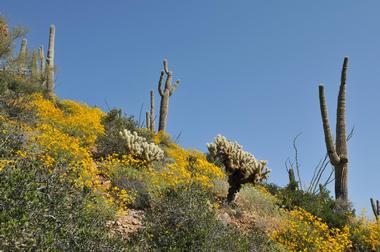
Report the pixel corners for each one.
[1,0,379,213]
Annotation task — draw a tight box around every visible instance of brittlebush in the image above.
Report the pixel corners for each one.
[350,213,380,251]
[28,93,104,147]
[272,207,352,251]
[150,132,225,190]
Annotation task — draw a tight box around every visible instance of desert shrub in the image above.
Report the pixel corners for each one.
[0,158,127,251]
[146,142,225,191]
[153,130,172,148]
[272,207,352,251]
[0,115,24,160]
[100,154,151,209]
[27,93,105,147]
[130,185,252,251]
[350,213,380,251]
[275,187,351,228]
[96,109,154,158]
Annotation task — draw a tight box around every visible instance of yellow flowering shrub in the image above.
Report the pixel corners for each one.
[272,207,352,251]
[30,123,100,189]
[28,93,105,147]
[147,142,225,189]
[350,213,380,251]
[99,154,149,210]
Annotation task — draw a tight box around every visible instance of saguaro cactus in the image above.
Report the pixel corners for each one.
[146,112,151,129]
[38,46,45,77]
[46,25,55,92]
[370,198,379,221]
[150,90,155,131]
[287,168,298,191]
[319,57,349,201]
[158,59,180,132]
[31,50,39,78]
[18,38,27,72]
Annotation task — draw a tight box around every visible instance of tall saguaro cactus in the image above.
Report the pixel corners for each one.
[38,46,45,78]
[18,38,27,72]
[31,51,39,78]
[146,112,151,129]
[150,90,155,131]
[319,57,349,201]
[158,59,180,132]
[46,25,55,92]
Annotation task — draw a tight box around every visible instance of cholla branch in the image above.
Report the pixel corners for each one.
[207,135,270,202]
[119,129,164,162]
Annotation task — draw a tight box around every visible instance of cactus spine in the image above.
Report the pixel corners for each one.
[46,25,55,92]
[370,198,379,221]
[150,90,155,131]
[158,58,180,132]
[319,57,349,201]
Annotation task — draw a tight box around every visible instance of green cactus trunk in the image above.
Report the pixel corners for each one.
[150,90,155,132]
[38,46,45,79]
[159,89,170,131]
[319,57,349,201]
[158,59,180,132]
[46,25,55,92]
[146,111,151,129]
[18,38,27,74]
[370,198,379,221]
[287,168,298,191]
[31,51,39,79]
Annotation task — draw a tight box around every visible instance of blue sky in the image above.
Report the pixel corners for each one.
[2,1,379,214]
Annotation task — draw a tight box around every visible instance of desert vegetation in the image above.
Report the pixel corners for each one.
[0,16,379,252]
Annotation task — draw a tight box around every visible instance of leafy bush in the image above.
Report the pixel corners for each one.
[0,158,127,251]
[96,109,154,158]
[0,115,24,160]
[350,213,380,251]
[130,185,252,251]
[272,207,352,251]
[100,153,151,209]
[275,187,351,228]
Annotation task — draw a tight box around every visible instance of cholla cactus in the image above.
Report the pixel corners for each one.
[207,135,270,202]
[119,129,164,162]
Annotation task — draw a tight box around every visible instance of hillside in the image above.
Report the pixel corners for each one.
[1,17,380,252]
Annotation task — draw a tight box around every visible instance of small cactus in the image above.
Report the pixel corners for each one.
[370,198,379,221]
[150,90,155,131]
[287,168,298,191]
[119,129,164,161]
[158,58,180,132]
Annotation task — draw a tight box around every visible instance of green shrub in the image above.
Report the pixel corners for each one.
[96,109,154,158]
[275,186,351,228]
[0,158,127,251]
[0,117,24,159]
[130,185,251,252]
